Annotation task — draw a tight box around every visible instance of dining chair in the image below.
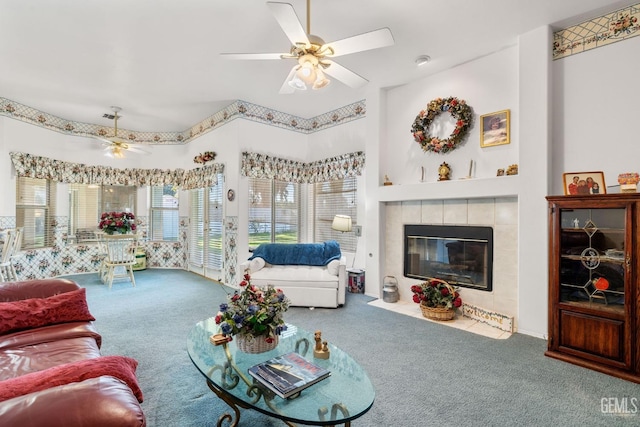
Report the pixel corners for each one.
[95,231,109,283]
[103,234,137,289]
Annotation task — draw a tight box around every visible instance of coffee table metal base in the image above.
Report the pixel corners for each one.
[203,342,352,427]
[206,377,352,427]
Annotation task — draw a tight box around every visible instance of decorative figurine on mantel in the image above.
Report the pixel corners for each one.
[313,330,330,359]
[383,175,393,186]
[438,162,451,181]
[506,164,518,175]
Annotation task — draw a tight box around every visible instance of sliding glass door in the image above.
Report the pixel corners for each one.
[189,178,223,280]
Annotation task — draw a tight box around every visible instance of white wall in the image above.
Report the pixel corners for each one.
[551,35,640,193]
[517,26,552,338]
[384,46,519,185]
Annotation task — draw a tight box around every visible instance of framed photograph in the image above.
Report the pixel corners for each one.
[562,171,606,195]
[480,109,510,147]
[227,189,235,201]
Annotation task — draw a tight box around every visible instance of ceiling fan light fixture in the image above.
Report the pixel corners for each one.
[296,54,319,84]
[288,75,307,90]
[112,147,125,159]
[297,63,317,84]
[312,68,330,90]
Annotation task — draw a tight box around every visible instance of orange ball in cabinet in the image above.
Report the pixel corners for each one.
[593,277,609,290]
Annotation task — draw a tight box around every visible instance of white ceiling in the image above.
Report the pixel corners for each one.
[0,0,632,133]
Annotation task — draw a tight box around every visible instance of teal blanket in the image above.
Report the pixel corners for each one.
[249,241,341,266]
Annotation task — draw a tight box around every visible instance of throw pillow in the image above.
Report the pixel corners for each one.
[0,355,143,403]
[0,288,95,335]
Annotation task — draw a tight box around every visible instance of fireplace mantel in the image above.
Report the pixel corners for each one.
[378,175,520,202]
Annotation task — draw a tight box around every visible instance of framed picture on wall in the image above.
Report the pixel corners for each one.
[480,109,510,147]
[562,171,606,195]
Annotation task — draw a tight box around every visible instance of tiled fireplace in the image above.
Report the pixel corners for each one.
[384,197,518,331]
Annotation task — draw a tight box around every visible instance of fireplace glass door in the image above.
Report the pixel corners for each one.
[404,225,493,291]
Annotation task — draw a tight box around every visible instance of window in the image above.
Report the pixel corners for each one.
[68,184,101,241]
[16,177,56,248]
[248,178,299,247]
[68,184,137,241]
[313,177,357,252]
[150,185,179,241]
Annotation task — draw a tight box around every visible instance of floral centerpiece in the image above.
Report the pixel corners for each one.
[411,278,462,321]
[99,211,136,235]
[215,272,290,353]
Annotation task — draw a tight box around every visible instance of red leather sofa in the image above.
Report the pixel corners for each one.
[0,279,145,426]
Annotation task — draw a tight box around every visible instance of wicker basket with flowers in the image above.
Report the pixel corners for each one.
[411,278,462,321]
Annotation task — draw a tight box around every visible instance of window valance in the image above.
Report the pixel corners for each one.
[241,151,364,183]
[9,152,224,189]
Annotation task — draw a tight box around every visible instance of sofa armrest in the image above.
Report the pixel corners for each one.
[241,257,266,274]
[0,376,146,427]
[337,256,347,306]
[0,279,80,302]
[0,321,102,351]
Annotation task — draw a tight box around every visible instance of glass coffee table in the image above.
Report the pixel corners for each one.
[187,318,375,426]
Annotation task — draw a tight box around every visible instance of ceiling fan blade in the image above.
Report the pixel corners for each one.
[322,28,394,57]
[221,52,288,60]
[322,60,368,88]
[279,66,299,94]
[127,146,151,155]
[97,137,114,145]
[267,2,310,48]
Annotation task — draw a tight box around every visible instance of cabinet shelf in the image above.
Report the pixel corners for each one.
[560,254,625,264]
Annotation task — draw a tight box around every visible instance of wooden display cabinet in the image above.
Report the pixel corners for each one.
[546,194,640,383]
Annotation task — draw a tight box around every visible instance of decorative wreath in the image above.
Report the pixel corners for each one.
[411,97,473,154]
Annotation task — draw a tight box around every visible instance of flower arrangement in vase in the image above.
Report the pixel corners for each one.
[194,151,216,164]
[99,211,136,235]
[411,278,462,321]
[215,272,290,353]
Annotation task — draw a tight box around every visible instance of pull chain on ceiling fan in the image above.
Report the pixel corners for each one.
[221,0,394,93]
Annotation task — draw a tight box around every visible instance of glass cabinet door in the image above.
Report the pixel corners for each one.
[559,207,626,313]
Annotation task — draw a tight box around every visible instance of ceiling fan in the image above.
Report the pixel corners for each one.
[222,0,394,93]
[98,107,150,159]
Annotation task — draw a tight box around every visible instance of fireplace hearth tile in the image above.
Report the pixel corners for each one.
[368,299,512,339]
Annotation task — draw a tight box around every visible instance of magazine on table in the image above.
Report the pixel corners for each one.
[247,351,331,398]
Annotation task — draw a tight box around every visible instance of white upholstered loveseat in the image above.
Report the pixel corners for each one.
[240,241,347,308]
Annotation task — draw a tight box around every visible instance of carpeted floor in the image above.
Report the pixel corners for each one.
[69,269,640,427]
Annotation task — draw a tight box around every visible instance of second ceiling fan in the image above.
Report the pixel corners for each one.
[99,107,150,159]
[222,0,394,93]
